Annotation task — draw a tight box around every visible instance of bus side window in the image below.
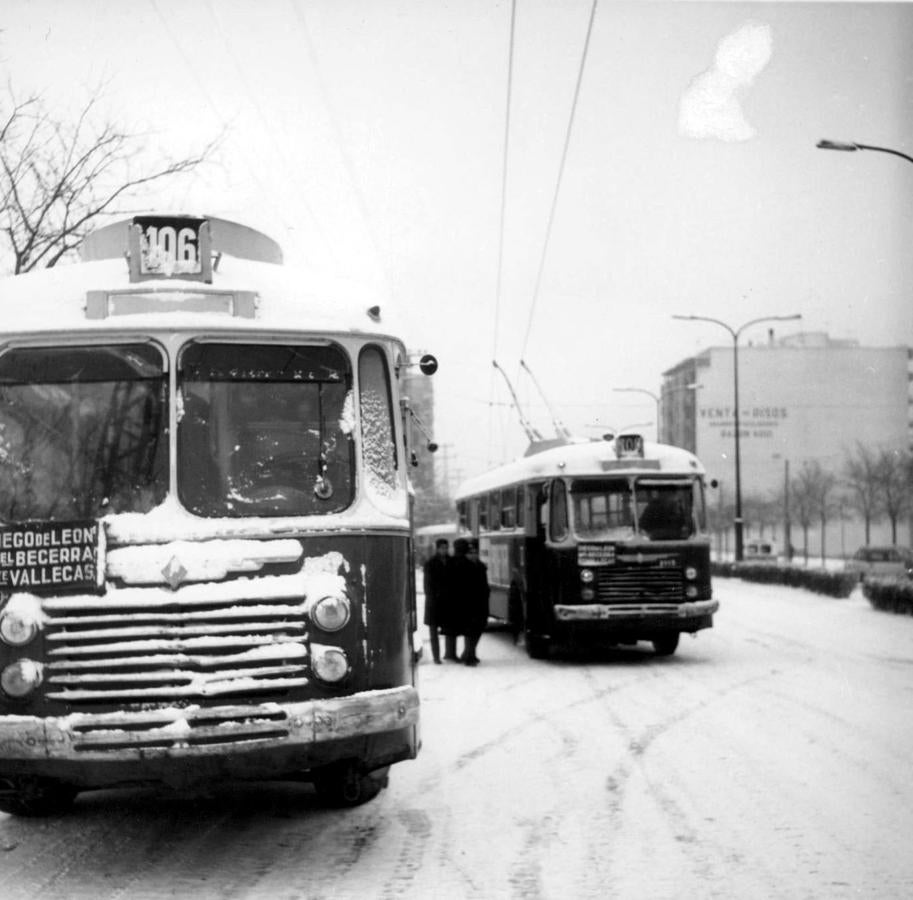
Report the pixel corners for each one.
[549,480,568,542]
[458,499,468,530]
[501,487,515,529]
[478,495,488,532]
[515,486,525,530]
[490,491,501,530]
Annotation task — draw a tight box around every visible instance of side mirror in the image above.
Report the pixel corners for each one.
[419,354,438,375]
[709,478,719,489]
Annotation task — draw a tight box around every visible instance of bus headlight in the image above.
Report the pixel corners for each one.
[311,645,349,683]
[1,659,43,698]
[579,568,594,584]
[685,567,698,580]
[0,609,39,646]
[581,587,596,601]
[685,585,699,599]
[311,593,351,632]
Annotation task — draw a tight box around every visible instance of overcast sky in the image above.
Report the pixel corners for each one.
[3,0,912,486]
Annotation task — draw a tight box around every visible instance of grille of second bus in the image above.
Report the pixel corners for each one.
[591,566,684,604]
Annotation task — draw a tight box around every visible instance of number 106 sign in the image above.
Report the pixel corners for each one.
[130,215,211,281]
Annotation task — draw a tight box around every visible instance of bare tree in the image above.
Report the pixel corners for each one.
[0,84,219,273]
[743,491,779,543]
[843,442,882,544]
[791,461,839,564]
[874,447,912,545]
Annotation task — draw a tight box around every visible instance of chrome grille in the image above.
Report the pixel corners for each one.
[593,566,683,604]
[43,593,309,706]
[67,706,291,752]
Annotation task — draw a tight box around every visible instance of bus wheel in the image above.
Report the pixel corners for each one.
[0,776,78,817]
[652,634,680,657]
[312,763,389,808]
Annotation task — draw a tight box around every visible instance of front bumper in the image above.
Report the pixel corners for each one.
[554,598,719,623]
[0,685,419,785]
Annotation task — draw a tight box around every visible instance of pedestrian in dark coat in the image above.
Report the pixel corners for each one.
[462,540,490,666]
[422,539,451,664]
[445,537,476,661]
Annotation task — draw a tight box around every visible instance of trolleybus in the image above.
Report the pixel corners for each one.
[0,213,425,814]
[455,434,717,658]
[414,523,459,563]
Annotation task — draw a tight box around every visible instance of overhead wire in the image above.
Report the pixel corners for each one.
[488,0,519,466]
[146,0,294,240]
[286,0,395,300]
[517,0,599,363]
[202,0,341,269]
[491,0,517,365]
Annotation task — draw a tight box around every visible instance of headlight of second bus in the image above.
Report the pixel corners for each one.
[685,566,698,580]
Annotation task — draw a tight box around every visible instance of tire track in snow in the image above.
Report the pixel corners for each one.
[377,807,432,898]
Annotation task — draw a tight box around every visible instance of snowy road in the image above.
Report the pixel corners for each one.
[3,578,913,899]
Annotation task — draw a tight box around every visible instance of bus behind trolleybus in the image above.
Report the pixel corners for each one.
[0,213,433,815]
[455,433,717,659]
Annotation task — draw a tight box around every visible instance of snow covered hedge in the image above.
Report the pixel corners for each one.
[711,562,857,598]
[862,578,913,616]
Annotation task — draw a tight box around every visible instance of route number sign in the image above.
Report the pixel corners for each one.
[130,216,211,282]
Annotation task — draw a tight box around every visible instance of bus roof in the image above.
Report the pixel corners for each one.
[414,523,459,537]
[455,437,706,499]
[0,220,404,344]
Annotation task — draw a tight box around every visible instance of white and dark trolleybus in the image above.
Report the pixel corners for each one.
[456,434,717,659]
[0,213,433,814]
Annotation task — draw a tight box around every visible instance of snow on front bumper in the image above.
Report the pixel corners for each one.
[0,685,419,762]
[553,598,719,622]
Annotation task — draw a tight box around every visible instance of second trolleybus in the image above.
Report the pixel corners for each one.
[455,433,717,658]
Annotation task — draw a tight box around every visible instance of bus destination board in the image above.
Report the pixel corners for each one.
[133,215,208,279]
[0,521,99,591]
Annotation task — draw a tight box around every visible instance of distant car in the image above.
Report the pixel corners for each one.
[846,546,913,581]
[744,540,777,562]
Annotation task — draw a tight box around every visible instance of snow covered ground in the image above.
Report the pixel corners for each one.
[2,577,912,899]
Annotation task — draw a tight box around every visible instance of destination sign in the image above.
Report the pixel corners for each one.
[133,215,207,278]
[0,521,99,591]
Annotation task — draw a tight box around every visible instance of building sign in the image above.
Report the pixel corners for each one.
[699,405,789,439]
[0,521,99,591]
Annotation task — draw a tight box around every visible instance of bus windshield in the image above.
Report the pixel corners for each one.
[571,477,700,542]
[0,343,168,521]
[178,341,354,517]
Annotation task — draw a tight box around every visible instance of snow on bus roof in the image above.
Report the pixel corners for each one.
[455,437,706,499]
[0,252,404,342]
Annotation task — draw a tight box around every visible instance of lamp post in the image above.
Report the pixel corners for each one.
[612,388,660,441]
[817,139,913,166]
[672,313,802,561]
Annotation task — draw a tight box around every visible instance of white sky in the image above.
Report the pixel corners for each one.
[2,0,912,485]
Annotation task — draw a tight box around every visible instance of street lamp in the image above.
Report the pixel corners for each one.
[817,139,913,166]
[672,313,802,562]
[612,388,660,441]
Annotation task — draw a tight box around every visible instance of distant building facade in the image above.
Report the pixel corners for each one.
[662,332,912,554]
